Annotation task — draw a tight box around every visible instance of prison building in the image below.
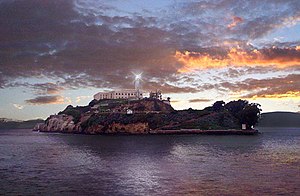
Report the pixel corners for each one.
[93,89,144,100]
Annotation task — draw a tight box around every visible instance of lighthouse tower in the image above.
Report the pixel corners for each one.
[134,73,142,99]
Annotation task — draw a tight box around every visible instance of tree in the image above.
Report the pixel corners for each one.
[212,100,225,112]
[225,99,248,117]
[241,103,261,129]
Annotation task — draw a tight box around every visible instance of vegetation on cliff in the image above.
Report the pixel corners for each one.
[35,98,261,134]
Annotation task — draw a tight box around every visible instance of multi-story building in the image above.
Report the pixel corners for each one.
[93,89,144,100]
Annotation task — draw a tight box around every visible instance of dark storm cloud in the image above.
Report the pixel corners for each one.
[25,95,66,105]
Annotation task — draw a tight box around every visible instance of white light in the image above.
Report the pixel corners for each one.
[134,73,142,80]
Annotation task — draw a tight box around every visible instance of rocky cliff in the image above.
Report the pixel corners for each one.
[34,98,256,134]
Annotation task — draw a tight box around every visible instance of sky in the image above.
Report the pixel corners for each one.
[0,0,300,120]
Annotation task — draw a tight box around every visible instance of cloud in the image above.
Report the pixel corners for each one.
[25,95,71,105]
[228,16,243,29]
[13,104,24,110]
[0,0,186,93]
[180,0,300,39]
[32,83,64,95]
[143,81,199,94]
[244,92,300,99]
[76,95,92,103]
[175,46,300,72]
[216,74,300,99]
[0,0,300,98]
[189,98,212,103]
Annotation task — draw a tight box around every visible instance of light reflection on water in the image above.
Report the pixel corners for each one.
[0,127,299,195]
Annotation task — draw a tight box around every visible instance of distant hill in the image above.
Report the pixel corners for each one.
[258,112,300,127]
[0,119,44,129]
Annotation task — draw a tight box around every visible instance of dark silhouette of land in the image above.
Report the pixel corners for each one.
[0,119,44,129]
[32,98,261,135]
[258,112,300,127]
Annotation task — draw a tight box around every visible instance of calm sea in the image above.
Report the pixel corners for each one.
[0,128,299,195]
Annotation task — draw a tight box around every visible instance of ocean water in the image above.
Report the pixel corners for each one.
[0,128,299,195]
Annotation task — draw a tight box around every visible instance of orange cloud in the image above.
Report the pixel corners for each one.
[175,46,300,72]
[227,16,243,29]
[243,91,300,100]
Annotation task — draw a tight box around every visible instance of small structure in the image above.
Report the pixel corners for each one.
[163,97,171,105]
[149,90,162,100]
[242,124,247,130]
[126,109,133,115]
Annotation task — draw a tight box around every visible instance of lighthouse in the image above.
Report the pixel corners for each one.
[134,73,142,99]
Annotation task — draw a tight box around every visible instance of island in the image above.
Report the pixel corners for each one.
[33,97,261,135]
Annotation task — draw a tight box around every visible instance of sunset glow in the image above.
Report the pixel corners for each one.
[0,0,300,119]
[176,47,300,72]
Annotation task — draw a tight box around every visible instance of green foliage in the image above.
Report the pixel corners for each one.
[241,103,261,129]
[209,99,262,129]
[88,99,98,107]
[153,100,160,111]
[80,114,100,130]
[79,98,261,132]
[212,101,225,112]
[59,107,81,124]
[135,103,146,111]
[225,99,248,117]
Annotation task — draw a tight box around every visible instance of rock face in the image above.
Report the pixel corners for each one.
[107,123,149,134]
[33,98,246,134]
[34,114,82,133]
